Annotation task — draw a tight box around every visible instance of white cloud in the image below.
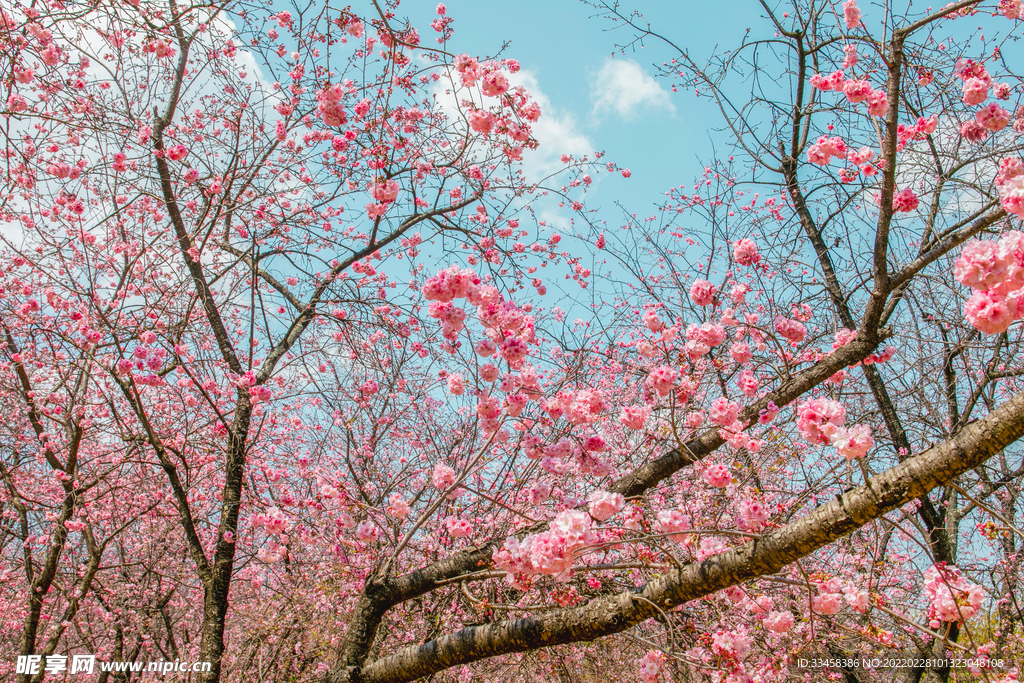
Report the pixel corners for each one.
[591,58,674,119]
[429,68,593,182]
[508,70,593,180]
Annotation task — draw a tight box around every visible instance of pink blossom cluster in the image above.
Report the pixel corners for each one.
[996,157,1024,219]
[710,627,750,661]
[829,423,874,459]
[636,651,666,683]
[796,398,846,444]
[646,364,678,395]
[732,238,761,266]
[809,73,888,116]
[253,506,290,535]
[892,188,919,213]
[656,508,690,541]
[446,516,473,537]
[955,228,1024,333]
[774,315,806,344]
[619,404,651,430]
[685,322,727,356]
[959,61,993,106]
[895,116,938,152]
[356,520,381,542]
[737,496,769,531]
[1000,0,1024,19]
[432,462,457,489]
[587,490,624,521]
[806,135,848,165]
[923,563,984,627]
[703,463,732,488]
[543,388,608,425]
[493,510,595,583]
[764,610,795,634]
[316,83,348,128]
[422,265,480,302]
[689,278,717,306]
[843,0,862,28]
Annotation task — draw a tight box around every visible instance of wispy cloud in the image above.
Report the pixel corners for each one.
[591,58,674,119]
[509,69,593,179]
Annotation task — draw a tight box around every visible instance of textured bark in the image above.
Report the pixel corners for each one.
[355,388,1024,683]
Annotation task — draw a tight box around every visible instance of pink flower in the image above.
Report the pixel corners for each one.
[1000,0,1023,19]
[619,405,651,429]
[646,365,678,395]
[866,89,889,116]
[387,494,410,518]
[964,290,1017,334]
[480,363,500,382]
[960,119,990,144]
[587,490,624,521]
[846,588,869,613]
[962,77,991,105]
[447,373,465,395]
[262,507,290,535]
[923,564,984,623]
[7,94,28,112]
[432,463,457,489]
[642,308,664,332]
[477,395,502,419]
[811,69,843,90]
[954,237,1019,291]
[637,651,666,683]
[1000,171,1024,218]
[697,536,729,559]
[892,188,919,213]
[813,591,843,615]
[703,463,732,488]
[847,146,875,165]
[481,70,509,97]
[842,79,872,104]
[732,238,761,266]
[166,144,188,161]
[656,508,690,541]
[843,0,862,28]
[730,341,753,364]
[687,322,726,347]
[372,179,400,203]
[621,168,631,178]
[765,610,795,634]
[830,423,874,459]
[774,315,806,344]
[738,497,769,531]
[689,278,716,306]
[505,393,528,417]
[807,135,848,165]
[355,520,380,542]
[469,109,495,134]
[735,369,759,397]
[446,517,473,538]
[977,103,1011,131]
[709,397,741,426]
[797,398,846,444]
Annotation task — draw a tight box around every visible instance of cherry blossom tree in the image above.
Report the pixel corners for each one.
[2,1,1024,683]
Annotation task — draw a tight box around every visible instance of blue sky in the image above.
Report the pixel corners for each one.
[404,0,762,215]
